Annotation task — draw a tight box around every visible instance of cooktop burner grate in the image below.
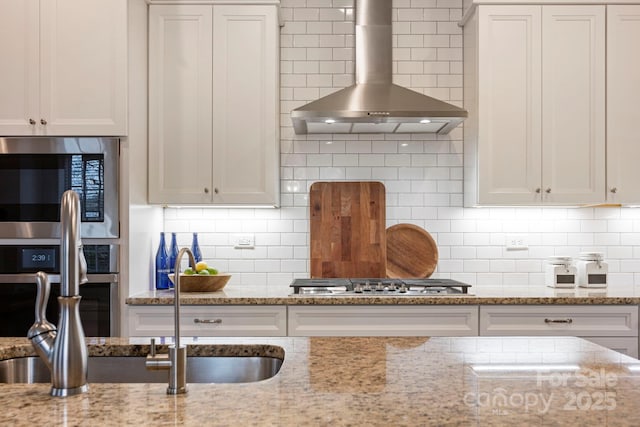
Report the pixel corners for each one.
[290,278,471,295]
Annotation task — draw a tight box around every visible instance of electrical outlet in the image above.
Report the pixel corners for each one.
[233,234,255,249]
[505,234,528,250]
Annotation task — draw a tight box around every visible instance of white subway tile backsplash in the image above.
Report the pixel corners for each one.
[397,34,424,48]
[162,0,640,290]
[359,154,385,167]
[397,61,424,74]
[294,8,320,21]
[332,21,354,34]
[319,167,346,179]
[411,0,438,7]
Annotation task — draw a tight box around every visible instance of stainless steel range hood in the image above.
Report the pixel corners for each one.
[291,0,467,135]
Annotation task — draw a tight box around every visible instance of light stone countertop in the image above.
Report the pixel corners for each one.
[126,284,640,305]
[2,336,640,426]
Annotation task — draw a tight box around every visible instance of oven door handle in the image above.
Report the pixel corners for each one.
[0,273,118,284]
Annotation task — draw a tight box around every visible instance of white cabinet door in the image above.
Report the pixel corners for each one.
[0,0,39,134]
[39,0,127,136]
[474,6,542,205]
[480,305,638,337]
[464,5,606,206]
[211,6,279,205]
[148,5,214,204]
[148,4,279,206]
[0,0,127,136]
[541,6,605,205]
[128,305,287,337]
[606,5,640,204]
[288,305,479,337]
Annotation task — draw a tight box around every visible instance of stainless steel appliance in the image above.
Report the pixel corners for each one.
[0,137,119,239]
[0,244,119,337]
[290,278,471,296]
[291,0,467,135]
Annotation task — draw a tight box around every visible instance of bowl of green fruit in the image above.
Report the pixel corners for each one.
[168,261,230,292]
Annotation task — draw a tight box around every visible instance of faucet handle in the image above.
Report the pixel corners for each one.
[146,338,171,370]
[150,338,157,357]
[27,272,57,363]
[78,245,89,284]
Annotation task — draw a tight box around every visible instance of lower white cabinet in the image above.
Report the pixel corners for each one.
[126,303,640,358]
[480,305,639,357]
[582,337,639,359]
[128,305,286,337]
[287,305,479,337]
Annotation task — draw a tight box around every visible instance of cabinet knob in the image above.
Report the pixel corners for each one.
[40,119,47,125]
[610,187,618,194]
[545,188,551,193]
[29,118,36,125]
[535,188,541,194]
[214,188,219,194]
[204,188,209,194]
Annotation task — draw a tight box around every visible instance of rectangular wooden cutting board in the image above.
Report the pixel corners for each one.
[310,181,386,278]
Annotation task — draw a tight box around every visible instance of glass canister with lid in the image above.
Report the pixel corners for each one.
[545,256,577,288]
[576,252,608,288]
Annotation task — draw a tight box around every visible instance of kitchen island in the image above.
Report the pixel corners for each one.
[2,336,640,426]
[126,284,640,305]
[125,286,640,358]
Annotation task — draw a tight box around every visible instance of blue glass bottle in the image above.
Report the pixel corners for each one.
[168,233,179,288]
[191,233,202,263]
[155,232,170,290]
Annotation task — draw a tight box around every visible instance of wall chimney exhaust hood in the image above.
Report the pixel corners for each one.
[291,0,467,135]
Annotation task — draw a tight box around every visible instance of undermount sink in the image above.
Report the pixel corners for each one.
[0,356,283,384]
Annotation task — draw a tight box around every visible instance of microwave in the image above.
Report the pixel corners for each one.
[0,137,119,239]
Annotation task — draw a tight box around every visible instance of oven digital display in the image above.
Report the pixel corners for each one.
[21,248,56,270]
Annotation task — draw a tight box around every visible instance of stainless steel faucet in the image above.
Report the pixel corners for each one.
[28,190,89,397]
[146,247,196,394]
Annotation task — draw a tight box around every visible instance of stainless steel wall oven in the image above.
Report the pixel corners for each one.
[0,244,119,337]
[0,137,119,239]
[0,137,119,337]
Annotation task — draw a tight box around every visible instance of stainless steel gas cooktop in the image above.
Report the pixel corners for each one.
[290,278,472,296]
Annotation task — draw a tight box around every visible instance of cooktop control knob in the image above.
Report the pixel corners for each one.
[375,283,385,291]
[354,283,363,293]
[399,283,408,293]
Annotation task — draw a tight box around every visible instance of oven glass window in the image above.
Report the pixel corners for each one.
[0,154,104,222]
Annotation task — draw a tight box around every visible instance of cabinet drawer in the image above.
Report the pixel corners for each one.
[583,337,639,359]
[480,305,638,337]
[288,305,479,337]
[128,305,287,337]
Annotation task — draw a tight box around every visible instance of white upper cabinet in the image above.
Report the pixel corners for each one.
[148,4,280,206]
[0,0,127,136]
[148,5,214,205]
[541,6,605,205]
[606,5,640,204]
[465,6,542,205]
[464,4,606,206]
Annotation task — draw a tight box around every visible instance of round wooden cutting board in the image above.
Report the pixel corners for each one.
[386,223,438,278]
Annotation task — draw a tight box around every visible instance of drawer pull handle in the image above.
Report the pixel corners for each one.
[193,318,222,324]
[544,318,572,324]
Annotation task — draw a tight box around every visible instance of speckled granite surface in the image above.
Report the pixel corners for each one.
[126,284,640,305]
[2,336,640,426]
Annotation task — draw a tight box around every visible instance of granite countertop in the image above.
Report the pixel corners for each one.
[126,284,640,305]
[2,335,640,426]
